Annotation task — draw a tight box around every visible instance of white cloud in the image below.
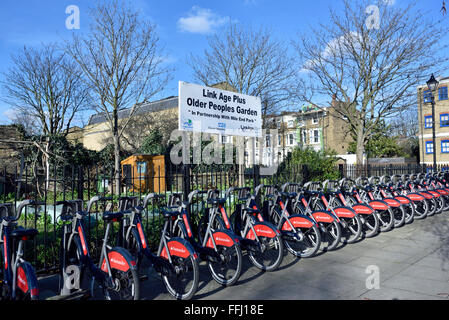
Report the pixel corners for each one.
[177,6,228,34]
[0,108,16,124]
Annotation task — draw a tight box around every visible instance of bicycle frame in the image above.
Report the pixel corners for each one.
[0,201,39,300]
[60,198,138,296]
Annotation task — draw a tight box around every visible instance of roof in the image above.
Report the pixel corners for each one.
[417,76,449,90]
[87,96,178,126]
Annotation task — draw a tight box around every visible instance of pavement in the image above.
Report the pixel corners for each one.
[38,211,449,300]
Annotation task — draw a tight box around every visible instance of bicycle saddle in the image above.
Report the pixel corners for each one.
[161,209,181,218]
[102,211,124,222]
[207,198,226,206]
[11,227,38,240]
[243,207,260,215]
[280,192,297,199]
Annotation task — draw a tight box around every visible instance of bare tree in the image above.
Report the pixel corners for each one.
[1,43,88,188]
[189,22,296,118]
[65,0,172,194]
[294,0,448,164]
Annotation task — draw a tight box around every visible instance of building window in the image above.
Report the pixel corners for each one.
[442,140,449,153]
[278,134,282,146]
[309,130,320,144]
[277,121,281,129]
[313,129,320,144]
[423,90,432,103]
[439,87,448,101]
[312,116,319,125]
[426,141,434,154]
[221,135,230,144]
[424,115,432,129]
[137,162,147,180]
[266,135,271,148]
[289,133,294,145]
[287,120,294,127]
[441,114,449,127]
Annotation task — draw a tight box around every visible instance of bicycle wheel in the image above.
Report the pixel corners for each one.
[345,196,379,238]
[413,200,428,220]
[162,253,199,300]
[443,195,449,211]
[376,207,395,232]
[284,224,321,258]
[392,205,406,228]
[403,202,415,224]
[435,194,445,214]
[92,266,140,300]
[92,250,140,300]
[426,198,437,217]
[313,202,342,250]
[329,198,362,244]
[248,232,284,272]
[208,242,242,286]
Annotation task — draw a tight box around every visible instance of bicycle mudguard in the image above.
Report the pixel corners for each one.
[427,190,441,198]
[332,206,356,218]
[436,188,449,196]
[281,214,316,231]
[394,196,412,205]
[368,200,389,211]
[245,222,280,240]
[418,192,434,200]
[406,193,425,201]
[160,238,197,260]
[352,204,374,215]
[382,198,401,208]
[206,229,239,248]
[16,262,39,299]
[100,247,137,273]
[311,211,338,223]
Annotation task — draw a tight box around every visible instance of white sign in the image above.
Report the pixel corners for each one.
[178,81,262,137]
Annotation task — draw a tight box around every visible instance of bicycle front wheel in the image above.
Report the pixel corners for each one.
[208,243,242,286]
[248,233,284,272]
[284,224,321,258]
[376,208,394,232]
[91,267,140,300]
[413,200,428,219]
[162,254,199,300]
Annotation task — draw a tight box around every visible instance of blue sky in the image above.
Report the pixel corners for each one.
[0,0,446,126]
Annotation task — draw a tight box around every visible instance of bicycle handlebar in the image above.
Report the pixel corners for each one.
[187,190,208,203]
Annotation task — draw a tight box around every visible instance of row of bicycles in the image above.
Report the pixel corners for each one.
[0,171,448,300]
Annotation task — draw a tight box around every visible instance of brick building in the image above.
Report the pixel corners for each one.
[417,76,449,165]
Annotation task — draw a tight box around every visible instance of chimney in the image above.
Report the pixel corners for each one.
[331,94,337,108]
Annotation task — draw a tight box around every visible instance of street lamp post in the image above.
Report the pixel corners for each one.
[427,74,439,170]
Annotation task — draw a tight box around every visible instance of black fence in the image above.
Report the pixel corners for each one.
[0,161,447,275]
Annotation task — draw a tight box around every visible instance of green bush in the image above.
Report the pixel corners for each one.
[282,147,341,182]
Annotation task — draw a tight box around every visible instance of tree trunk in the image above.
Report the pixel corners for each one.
[356,125,365,168]
[45,138,50,192]
[113,134,121,196]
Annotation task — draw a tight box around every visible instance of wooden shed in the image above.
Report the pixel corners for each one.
[121,155,166,193]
